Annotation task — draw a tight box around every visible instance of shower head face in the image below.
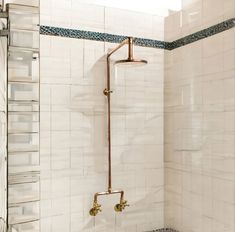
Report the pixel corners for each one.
[114,59,148,67]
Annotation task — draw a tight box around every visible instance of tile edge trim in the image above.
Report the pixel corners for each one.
[40,17,235,50]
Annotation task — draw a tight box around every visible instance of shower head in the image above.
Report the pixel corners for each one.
[115,58,147,67]
[114,37,148,67]
[108,37,148,67]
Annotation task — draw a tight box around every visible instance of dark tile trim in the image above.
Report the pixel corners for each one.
[40,17,235,50]
[40,25,167,49]
[147,229,179,232]
[167,17,235,50]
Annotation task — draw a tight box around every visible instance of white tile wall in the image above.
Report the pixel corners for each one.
[8,0,234,231]
[165,0,235,41]
[5,0,39,7]
[40,4,164,230]
[164,14,235,231]
[40,0,164,41]
[105,7,164,40]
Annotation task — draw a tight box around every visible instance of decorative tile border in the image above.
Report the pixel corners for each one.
[40,17,235,50]
[40,25,167,49]
[148,228,178,232]
[167,17,235,50]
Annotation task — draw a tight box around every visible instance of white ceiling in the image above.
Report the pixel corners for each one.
[77,0,182,16]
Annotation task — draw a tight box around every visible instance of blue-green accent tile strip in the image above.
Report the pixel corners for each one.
[167,17,235,50]
[147,228,178,232]
[40,17,235,50]
[40,25,168,49]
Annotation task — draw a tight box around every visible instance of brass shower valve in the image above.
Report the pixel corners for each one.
[89,190,129,216]
[89,201,102,216]
[114,199,129,212]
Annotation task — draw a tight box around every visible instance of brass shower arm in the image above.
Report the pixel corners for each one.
[105,37,134,96]
[107,37,134,60]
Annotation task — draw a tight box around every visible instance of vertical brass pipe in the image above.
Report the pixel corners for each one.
[105,37,131,193]
[104,37,133,193]
[106,56,112,192]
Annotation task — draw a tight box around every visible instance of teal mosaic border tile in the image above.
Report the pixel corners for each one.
[40,17,235,50]
[147,228,178,232]
[167,17,235,50]
[148,228,179,232]
[40,25,168,49]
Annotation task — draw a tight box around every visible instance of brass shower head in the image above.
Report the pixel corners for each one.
[107,37,148,67]
[114,37,147,66]
[115,58,147,66]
